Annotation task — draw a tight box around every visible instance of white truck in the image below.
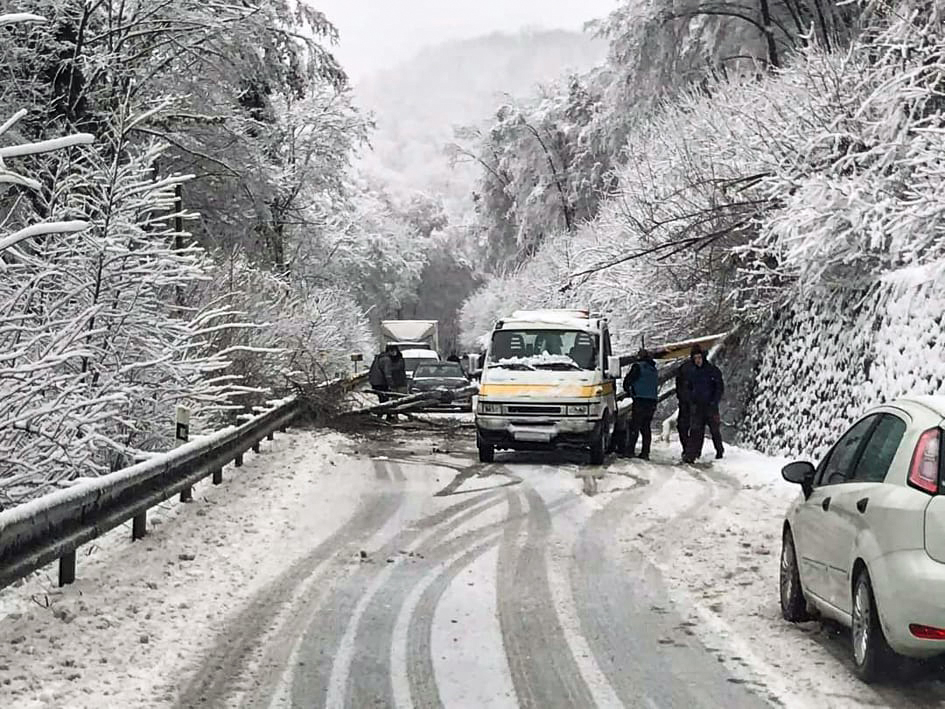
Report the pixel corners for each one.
[380,320,439,354]
[475,309,622,465]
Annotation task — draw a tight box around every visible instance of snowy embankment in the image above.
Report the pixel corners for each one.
[0,429,369,708]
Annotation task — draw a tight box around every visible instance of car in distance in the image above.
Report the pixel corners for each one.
[401,348,440,380]
[408,361,473,410]
[779,396,945,682]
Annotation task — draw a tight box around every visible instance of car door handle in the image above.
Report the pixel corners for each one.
[822,497,831,511]
[856,498,869,514]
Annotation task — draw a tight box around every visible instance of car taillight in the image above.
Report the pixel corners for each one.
[910,624,945,640]
[908,428,941,495]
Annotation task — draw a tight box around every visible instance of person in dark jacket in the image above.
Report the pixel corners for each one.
[623,348,659,460]
[369,348,392,404]
[387,346,408,395]
[674,347,698,454]
[683,346,725,463]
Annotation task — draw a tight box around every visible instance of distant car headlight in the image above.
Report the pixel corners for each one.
[567,404,590,416]
[478,401,502,415]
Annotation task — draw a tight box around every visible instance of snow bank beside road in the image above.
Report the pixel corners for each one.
[615,444,945,708]
[0,429,369,709]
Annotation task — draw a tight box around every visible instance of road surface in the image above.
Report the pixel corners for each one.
[176,422,776,709]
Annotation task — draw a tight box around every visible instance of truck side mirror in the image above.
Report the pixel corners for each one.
[606,356,622,379]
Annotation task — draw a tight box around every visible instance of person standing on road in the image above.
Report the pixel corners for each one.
[683,346,725,464]
[674,345,698,455]
[369,347,392,404]
[623,348,659,460]
[374,345,409,422]
[388,346,408,396]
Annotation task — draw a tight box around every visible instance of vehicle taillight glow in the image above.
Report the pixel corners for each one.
[908,428,941,495]
[910,623,945,640]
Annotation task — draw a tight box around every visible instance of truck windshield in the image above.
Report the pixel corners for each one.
[489,330,599,371]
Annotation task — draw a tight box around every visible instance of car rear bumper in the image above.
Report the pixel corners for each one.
[476,415,601,450]
[871,550,945,658]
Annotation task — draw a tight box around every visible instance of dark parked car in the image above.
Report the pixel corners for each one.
[408,361,473,410]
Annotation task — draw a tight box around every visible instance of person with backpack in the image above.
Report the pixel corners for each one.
[683,345,725,464]
[623,348,659,460]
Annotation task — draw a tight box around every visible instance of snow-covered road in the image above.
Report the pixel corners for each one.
[2,421,944,708]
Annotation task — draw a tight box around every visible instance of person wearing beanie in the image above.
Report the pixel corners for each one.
[682,344,725,463]
[623,347,659,459]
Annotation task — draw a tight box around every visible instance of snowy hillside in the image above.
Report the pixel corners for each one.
[459,1,945,453]
[354,29,607,219]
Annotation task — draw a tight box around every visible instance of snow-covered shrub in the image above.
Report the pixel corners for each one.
[462,0,945,355]
[195,254,374,408]
[0,120,243,504]
[736,1,945,316]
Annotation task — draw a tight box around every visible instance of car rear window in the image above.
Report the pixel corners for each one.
[850,414,907,483]
[415,363,465,378]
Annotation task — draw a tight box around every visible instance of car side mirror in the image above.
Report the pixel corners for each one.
[606,356,622,379]
[782,461,815,498]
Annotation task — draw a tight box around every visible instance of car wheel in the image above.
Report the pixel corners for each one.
[590,413,610,465]
[851,567,895,683]
[779,528,809,622]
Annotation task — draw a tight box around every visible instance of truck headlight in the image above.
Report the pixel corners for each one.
[478,402,502,415]
[567,404,589,416]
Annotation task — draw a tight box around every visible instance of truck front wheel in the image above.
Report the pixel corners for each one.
[590,413,611,465]
[477,434,495,464]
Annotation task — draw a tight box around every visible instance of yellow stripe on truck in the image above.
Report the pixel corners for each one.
[479,381,614,398]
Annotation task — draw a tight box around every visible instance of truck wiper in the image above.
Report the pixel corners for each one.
[491,362,536,370]
[532,361,581,370]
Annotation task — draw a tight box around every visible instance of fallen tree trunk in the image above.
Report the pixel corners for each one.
[343,385,479,417]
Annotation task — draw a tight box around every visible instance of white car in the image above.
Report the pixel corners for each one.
[780,396,945,682]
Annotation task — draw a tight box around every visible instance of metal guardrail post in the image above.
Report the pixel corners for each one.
[132,512,147,540]
[59,551,76,587]
[234,453,244,467]
[252,442,261,454]
[266,431,274,441]
[177,406,193,503]
[212,468,223,485]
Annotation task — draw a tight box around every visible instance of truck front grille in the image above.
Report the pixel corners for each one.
[505,405,562,415]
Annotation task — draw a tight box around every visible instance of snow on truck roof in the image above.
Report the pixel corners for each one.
[499,309,602,331]
[401,349,439,359]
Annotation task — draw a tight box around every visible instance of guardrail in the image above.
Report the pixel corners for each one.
[0,373,367,592]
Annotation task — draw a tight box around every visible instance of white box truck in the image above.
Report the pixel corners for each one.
[380,320,439,354]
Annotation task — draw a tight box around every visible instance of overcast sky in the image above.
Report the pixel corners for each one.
[311,0,618,81]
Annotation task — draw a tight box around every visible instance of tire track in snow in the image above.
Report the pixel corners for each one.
[176,490,403,709]
[572,464,769,709]
[288,488,506,707]
[497,485,596,708]
[343,490,509,708]
[403,491,524,709]
[402,488,580,708]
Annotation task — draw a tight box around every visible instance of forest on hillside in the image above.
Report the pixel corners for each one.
[457,0,945,451]
[0,2,466,504]
[459,0,944,349]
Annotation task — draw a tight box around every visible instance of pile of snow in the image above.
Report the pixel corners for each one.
[495,353,579,367]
